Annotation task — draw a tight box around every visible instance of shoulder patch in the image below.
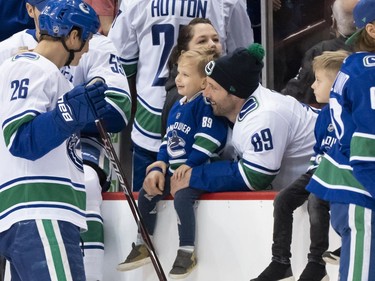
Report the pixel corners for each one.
[12,52,40,61]
[238,97,258,121]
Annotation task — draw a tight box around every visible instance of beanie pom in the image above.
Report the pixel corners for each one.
[246,43,265,62]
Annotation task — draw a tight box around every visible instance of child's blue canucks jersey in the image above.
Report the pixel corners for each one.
[158,93,228,174]
[308,105,337,171]
[307,52,375,210]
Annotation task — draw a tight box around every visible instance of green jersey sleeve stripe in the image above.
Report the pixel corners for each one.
[313,155,368,193]
[350,135,375,160]
[3,113,35,147]
[239,160,276,190]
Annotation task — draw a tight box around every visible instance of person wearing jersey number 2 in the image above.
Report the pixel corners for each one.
[108,0,253,192]
[0,0,108,280]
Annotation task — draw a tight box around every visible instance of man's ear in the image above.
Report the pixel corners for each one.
[366,22,375,40]
[26,3,36,18]
[201,77,207,89]
[65,29,81,48]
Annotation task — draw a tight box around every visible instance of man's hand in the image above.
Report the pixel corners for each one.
[172,164,191,181]
[170,168,191,197]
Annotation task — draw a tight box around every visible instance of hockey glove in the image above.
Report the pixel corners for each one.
[52,80,108,135]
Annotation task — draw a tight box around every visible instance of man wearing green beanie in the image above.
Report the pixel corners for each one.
[168,43,317,195]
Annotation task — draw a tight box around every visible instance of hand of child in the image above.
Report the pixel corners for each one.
[145,161,167,175]
[143,161,167,196]
[172,164,191,181]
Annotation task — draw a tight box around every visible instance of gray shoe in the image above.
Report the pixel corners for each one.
[169,250,197,279]
[116,243,151,271]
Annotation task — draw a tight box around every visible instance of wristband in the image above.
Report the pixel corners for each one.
[148,167,163,174]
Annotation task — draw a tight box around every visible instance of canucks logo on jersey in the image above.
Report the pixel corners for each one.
[12,52,39,61]
[67,134,84,172]
[238,97,259,121]
[167,130,186,158]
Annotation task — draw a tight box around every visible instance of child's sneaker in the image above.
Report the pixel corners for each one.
[298,262,329,281]
[116,243,151,271]
[250,261,295,281]
[169,250,197,279]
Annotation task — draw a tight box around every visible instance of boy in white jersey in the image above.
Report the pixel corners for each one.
[108,0,253,192]
[171,43,317,194]
[0,0,108,280]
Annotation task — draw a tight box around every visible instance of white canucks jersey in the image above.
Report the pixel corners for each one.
[109,0,253,152]
[65,33,132,126]
[0,53,87,233]
[232,85,318,190]
[0,29,37,63]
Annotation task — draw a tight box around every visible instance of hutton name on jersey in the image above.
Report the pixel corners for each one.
[151,0,208,18]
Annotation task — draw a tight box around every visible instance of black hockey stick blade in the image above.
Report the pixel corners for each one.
[95,119,167,281]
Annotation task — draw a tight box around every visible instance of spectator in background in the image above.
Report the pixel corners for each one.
[171,44,317,196]
[247,0,261,43]
[161,18,223,137]
[108,0,253,192]
[281,0,356,105]
[85,0,118,36]
[306,0,375,280]
[0,0,35,41]
[251,50,349,281]
[117,48,228,279]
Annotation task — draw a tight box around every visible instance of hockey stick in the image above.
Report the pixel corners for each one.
[95,120,167,281]
[87,77,167,280]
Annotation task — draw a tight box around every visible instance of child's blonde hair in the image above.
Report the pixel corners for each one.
[312,50,350,75]
[177,47,217,77]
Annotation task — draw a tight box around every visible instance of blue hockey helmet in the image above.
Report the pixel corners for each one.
[39,0,100,42]
[26,0,49,11]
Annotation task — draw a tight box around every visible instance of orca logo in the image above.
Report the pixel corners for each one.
[67,134,83,172]
[79,2,90,13]
[205,61,215,76]
[364,55,375,67]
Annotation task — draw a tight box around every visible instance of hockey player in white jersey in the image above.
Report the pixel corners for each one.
[0,1,106,280]
[108,0,253,192]
[67,33,132,281]
[171,43,318,195]
[65,33,131,281]
[0,1,132,280]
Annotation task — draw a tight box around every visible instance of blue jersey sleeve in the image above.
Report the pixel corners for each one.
[190,160,249,192]
[330,53,375,197]
[185,101,227,167]
[345,59,375,197]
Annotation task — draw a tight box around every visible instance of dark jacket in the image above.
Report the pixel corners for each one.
[161,64,182,137]
[281,36,351,105]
